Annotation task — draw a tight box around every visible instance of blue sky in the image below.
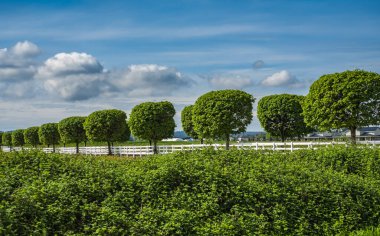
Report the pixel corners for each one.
[1,0,379,131]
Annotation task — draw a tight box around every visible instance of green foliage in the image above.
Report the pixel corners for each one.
[258,94,313,141]
[0,131,2,146]
[58,116,87,153]
[117,121,131,142]
[303,70,380,143]
[11,129,25,147]
[2,132,12,147]
[181,105,198,139]
[129,101,176,154]
[193,89,255,149]
[83,109,127,155]
[39,123,60,151]
[0,147,380,235]
[24,127,40,147]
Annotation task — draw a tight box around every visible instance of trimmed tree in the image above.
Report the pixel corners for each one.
[39,123,60,152]
[24,126,40,148]
[2,132,12,149]
[303,70,380,144]
[83,109,127,155]
[257,94,312,142]
[116,121,131,144]
[181,105,200,141]
[192,89,255,150]
[58,116,87,154]
[129,101,176,154]
[12,129,25,147]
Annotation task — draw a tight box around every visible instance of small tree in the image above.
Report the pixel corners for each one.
[0,131,3,149]
[2,132,12,149]
[58,116,87,154]
[257,94,312,142]
[181,105,200,142]
[116,121,131,144]
[84,109,127,155]
[39,123,60,152]
[24,126,40,148]
[129,101,176,154]
[12,129,25,147]
[192,90,255,150]
[303,70,380,144]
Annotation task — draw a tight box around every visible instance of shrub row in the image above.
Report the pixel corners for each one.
[0,147,380,235]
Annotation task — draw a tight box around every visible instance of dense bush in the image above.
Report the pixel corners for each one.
[0,147,380,235]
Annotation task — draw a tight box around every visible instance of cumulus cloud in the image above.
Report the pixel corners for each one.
[112,64,191,97]
[11,41,40,57]
[208,74,254,89]
[37,52,110,101]
[0,41,40,82]
[253,60,265,69]
[261,70,302,87]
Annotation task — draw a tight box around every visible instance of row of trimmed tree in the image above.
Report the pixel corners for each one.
[1,70,379,153]
[182,70,380,144]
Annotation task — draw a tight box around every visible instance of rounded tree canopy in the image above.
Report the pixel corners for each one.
[24,126,40,147]
[303,70,380,133]
[12,129,25,147]
[58,116,87,144]
[39,123,60,146]
[2,132,12,146]
[257,94,312,142]
[192,89,255,140]
[181,105,198,139]
[129,101,176,143]
[83,109,127,143]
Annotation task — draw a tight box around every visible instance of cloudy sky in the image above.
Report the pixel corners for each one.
[1,0,379,131]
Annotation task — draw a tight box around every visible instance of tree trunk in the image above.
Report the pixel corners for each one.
[76,142,79,154]
[153,140,158,154]
[63,143,66,148]
[84,141,87,147]
[107,141,112,155]
[149,140,152,146]
[350,126,357,145]
[52,144,55,153]
[225,134,230,150]
[200,138,204,144]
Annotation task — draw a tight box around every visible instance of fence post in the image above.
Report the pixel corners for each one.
[290,142,293,152]
[272,142,276,151]
[255,142,258,151]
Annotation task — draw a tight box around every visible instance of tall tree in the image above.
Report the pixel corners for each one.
[39,123,60,152]
[83,109,127,155]
[2,132,12,149]
[303,70,380,144]
[0,131,3,148]
[129,101,176,154]
[181,105,199,141]
[58,116,87,154]
[12,129,25,147]
[257,94,312,142]
[24,126,40,148]
[192,90,255,150]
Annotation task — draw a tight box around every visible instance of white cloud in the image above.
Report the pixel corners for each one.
[112,64,191,97]
[208,74,254,89]
[261,70,301,87]
[11,41,40,57]
[37,52,110,101]
[38,52,103,77]
[0,41,39,85]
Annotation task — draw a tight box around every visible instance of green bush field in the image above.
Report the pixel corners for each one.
[0,147,380,235]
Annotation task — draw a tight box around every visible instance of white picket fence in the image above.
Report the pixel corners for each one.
[1,140,379,156]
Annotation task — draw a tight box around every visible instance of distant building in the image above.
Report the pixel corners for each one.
[305,127,380,141]
[345,127,380,141]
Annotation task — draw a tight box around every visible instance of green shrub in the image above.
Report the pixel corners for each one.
[0,147,380,235]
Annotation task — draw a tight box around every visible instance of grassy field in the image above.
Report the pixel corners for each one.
[1,147,380,235]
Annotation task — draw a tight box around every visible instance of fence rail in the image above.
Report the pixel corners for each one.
[1,140,379,156]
